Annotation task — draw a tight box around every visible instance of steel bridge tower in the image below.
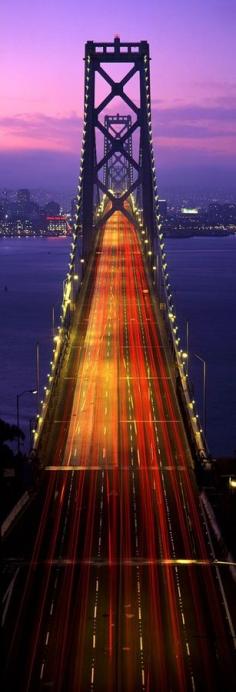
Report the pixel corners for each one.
[75,37,158,258]
[103,114,133,195]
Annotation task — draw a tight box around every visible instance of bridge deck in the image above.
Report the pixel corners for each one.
[3,212,235,690]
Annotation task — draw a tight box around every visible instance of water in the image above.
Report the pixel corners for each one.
[0,237,71,450]
[0,235,235,457]
[165,236,236,457]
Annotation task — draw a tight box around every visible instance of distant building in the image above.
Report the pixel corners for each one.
[16,188,35,221]
[181,207,199,216]
[208,203,222,225]
[158,199,167,219]
[71,197,77,223]
[17,189,30,206]
[16,219,33,236]
[46,216,68,236]
[0,190,8,217]
[208,202,236,226]
[44,201,60,216]
[0,190,73,236]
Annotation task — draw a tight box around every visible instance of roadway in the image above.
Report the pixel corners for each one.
[2,211,236,691]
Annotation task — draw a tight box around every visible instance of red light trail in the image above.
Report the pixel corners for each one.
[3,212,235,691]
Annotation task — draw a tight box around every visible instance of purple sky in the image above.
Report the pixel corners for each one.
[1,0,236,193]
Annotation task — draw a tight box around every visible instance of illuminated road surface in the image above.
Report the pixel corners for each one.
[3,212,236,691]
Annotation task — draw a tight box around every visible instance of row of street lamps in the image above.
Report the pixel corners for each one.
[16,389,37,455]
[193,352,207,439]
[15,305,56,454]
[184,319,207,438]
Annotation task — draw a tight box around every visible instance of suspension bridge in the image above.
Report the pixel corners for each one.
[2,38,236,691]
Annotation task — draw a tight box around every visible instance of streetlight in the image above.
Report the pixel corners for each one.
[181,351,188,378]
[29,416,37,451]
[193,353,207,438]
[16,389,37,455]
[52,305,55,339]
[186,320,189,375]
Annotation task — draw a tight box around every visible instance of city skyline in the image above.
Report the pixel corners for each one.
[1,0,236,191]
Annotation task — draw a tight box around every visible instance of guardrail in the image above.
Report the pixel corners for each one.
[1,491,29,537]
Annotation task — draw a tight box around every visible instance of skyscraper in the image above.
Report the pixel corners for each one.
[17,189,31,206]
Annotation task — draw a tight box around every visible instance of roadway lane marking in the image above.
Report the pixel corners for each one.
[45,631,50,646]
[120,419,181,423]
[2,567,20,626]
[54,420,70,423]
[40,662,45,680]
[90,470,104,686]
[119,376,171,379]
[44,465,191,473]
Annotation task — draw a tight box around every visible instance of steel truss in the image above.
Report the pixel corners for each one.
[76,37,157,256]
[103,114,133,195]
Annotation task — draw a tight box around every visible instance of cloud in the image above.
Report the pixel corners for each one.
[0,112,83,151]
[0,148,80,189]
[1,95,236,158]
[0,97,235,190]
[192,81,236,96]
[152,100,236,144]
[0,145,235,194]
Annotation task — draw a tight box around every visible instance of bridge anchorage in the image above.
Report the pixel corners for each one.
[33,38,210,473]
